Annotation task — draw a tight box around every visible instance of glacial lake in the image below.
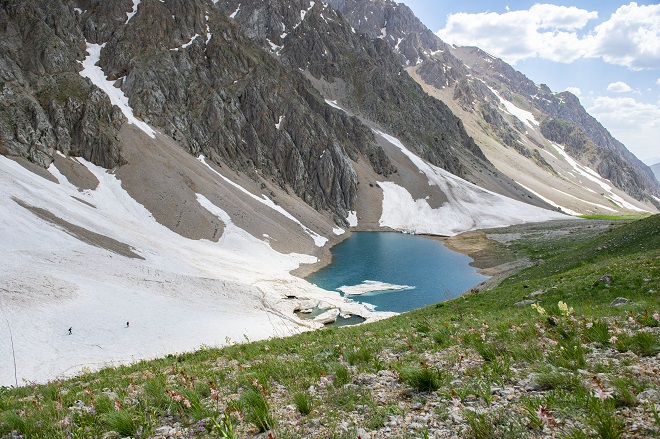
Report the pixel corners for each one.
[306,232,488,313]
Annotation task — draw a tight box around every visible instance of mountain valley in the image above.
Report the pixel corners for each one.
[0,0,658,390]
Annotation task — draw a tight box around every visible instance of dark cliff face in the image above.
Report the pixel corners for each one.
[447,46,660,205]
[219,0,492,181]
[0,0,124,168]
[0,0,402,223]
[323,0,443,67]
[96,0,393,221]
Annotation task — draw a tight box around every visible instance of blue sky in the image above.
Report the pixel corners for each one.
[401,1,660,165]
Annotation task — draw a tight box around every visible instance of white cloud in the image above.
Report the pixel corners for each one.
[587,96,660,163]
[437,4,597,64]
[606,81,632,93]
[566,86,582,97]
[437,2,660,70]
[656,78,660,86]
[585,3,660,70]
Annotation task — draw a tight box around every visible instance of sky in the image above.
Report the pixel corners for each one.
[400,1,660,165]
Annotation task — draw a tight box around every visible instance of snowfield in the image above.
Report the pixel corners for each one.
[1,124,574,387]
[0,155,373,386]
[374,130,570,235]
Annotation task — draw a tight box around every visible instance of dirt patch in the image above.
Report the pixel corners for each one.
[443,230,515,271]
[53,154,99,191]
[115,125,225,242]
[8,157,59,184]
[12,197,144,260]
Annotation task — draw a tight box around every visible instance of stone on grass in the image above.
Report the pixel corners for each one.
[610,297,632,307]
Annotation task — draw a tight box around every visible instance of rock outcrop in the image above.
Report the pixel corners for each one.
[219,0,497,184]
[0,0,124,168]
[1,0,400,223]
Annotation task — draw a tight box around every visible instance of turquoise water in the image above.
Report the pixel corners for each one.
[306,232,488,313]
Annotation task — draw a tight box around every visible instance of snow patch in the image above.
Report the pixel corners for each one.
[125,0,140,24]
[199,156,328,247]
[300,1,315,22]
[338,281,413,296]
[482,82,539,129]
[515,181,581,216]
[229,4,240,19]
[180,34,200,49]
[325,99,342,110]
[275,115,284,130]
[79,42,156,138]
[379,27,387,39]
[373,130,569,235]
[0,152,390,385]
[548,142,646,212]
[332,227,345,236]
[346,210,358,227]
[267,39,283,52]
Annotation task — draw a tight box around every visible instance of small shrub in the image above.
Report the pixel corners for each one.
[400,365,447,392]
[143,375,169,411]
[292,391,313,415]
[431,327,456,348]
[588,400,626,439]
[102,409,139,437]
[212,414,238,439]
[330,386,361,411]
[615,332,660,357]
[94,394,114,414]
[511,344,543,362]
[240,388,274,432]
[548,339,586,370]
[329,363,350,387]
[637,310,660,328]
[344,346,372,366]
[0,411,29,435]
[365,406,389,430]
[464,411,498,439]
[610,378,637,408]
[534,369,584,391]
[583,320,611,344]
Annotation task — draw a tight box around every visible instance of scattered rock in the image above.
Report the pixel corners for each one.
[154,426,171,435]
[637,389,660,403]
[514,299,537,307]
[101,432,120,439]
[529,290,546,297]
[521,373,542,391]
[610,297,632,307]
[356,428,370,439]
[599,274,613,285]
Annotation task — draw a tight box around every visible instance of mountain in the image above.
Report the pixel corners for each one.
[653,162,660,182]
[322,0,660,214]
[0,0,653,385]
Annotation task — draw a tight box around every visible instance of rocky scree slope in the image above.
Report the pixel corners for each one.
[219,0,536,202]
[450,46,659,207]
[312,0,659,209]
[424,46,660,208]
[0,0,125,168]
[0,0,403,224]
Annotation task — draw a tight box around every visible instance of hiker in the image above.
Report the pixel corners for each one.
[68,327,72,335]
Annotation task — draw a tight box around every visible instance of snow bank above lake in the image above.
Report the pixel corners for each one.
[0,153,374,386]
[374,130,570,236]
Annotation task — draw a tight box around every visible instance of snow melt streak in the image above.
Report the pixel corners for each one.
[373,130,569,236]
[79,43,155,138]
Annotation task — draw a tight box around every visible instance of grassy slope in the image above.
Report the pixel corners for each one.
[1,216,659,438]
